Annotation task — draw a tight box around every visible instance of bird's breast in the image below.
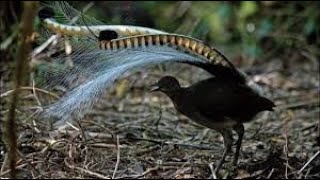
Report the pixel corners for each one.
[182,110,238,130]
[170,98,237,130]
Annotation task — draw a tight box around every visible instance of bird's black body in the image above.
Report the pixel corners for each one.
[150,74,275,173]
[152,76,274,127]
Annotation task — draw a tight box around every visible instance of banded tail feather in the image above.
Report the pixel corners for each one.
[99,34,231,67]
[99,34,246,83]
[38,5,168,38]
[35,2,247,126]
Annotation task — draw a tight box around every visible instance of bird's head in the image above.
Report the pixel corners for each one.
[148,76,181,93]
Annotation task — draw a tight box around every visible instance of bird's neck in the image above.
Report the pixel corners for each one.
[163,88,185,102]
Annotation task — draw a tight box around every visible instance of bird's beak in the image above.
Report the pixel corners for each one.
[148,84,160,93]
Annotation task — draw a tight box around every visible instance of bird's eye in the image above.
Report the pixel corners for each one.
[99,30,118,41]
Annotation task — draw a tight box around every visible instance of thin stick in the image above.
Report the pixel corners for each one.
[112,135,120,179]
[50,129,220,150]
[133,166,160,178]
[31,35,60,59]
[297,150,320,174]
[75,120,88,142]
[32,79,42,106]
[66,122,79,131]
[0,161,44,177]
[118,166,160,179]
[31,2,95,58]
[208,162,217,179]
[304,168,311,179]
[129,136,220,150]
[267,168,274,179]
[284,124,289,179]
[22,108,42,123]
[64,158,110,179]
[0,87,60,99]
[89,143,128,149]
[4,2,39,178]
[0,153,8,176]
[154,103,162,138]
[16,150,41,178]
[275,99,319,111]
[69,2,95,24]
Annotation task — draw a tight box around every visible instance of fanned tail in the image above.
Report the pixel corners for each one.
[34,2,247,127]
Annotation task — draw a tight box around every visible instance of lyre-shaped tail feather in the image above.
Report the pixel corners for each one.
[35,34,245,127]
[98,34,246,83]
[35,2,246,127]
[39,1,168,38]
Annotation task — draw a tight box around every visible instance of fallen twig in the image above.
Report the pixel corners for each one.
[267,168,274,179]
[297,150,320,174]
[117,166,160,179]
[208,162,217,179]
[31,2,95,59]
[0,160,43,177]
[89,143,128,149]
[4,2,39,178]
[275,99,319,111]
[49,129,220,150]
[112,135,120,179]
[129,136,220,150]
[0,87,59,99]
[284,123,289,179]
[64,158,110,179]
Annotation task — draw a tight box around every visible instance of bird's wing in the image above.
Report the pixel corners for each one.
[186,79,254,119]
[182,62,247,84]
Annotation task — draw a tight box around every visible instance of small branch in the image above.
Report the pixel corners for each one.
[50,129,220,150]
[128,136,220,150]
[0,86,60,99]
[4,2,39,178]
[112,135,120,179]
[209,162,217,179]
[31,34,60,60]
[89,143,128,149]
[297,150,320,174]
[275,99,319,111]
[267,168,274,179]
[16,150,41,178]
[0,153,8,176]
[50,129,125,140]
[64,158,110,179]
[0,161,44,177]
[31,1,95,60]
[32,80,42,107]
[117,166,160,179]
[284,124,289,179]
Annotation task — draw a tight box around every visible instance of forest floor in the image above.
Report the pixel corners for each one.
[1,47,319,179]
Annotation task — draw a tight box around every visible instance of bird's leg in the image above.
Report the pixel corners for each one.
[233,123,244,166]
[215,128,233,173]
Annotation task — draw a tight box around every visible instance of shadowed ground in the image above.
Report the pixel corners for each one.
[0,1,319,179]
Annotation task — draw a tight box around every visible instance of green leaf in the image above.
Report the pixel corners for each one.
[258,19,273,37]
[239,1,258,19]
[304,19,316,35]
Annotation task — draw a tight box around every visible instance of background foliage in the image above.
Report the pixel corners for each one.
[72,1,319,62]
[0,1,319,179]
